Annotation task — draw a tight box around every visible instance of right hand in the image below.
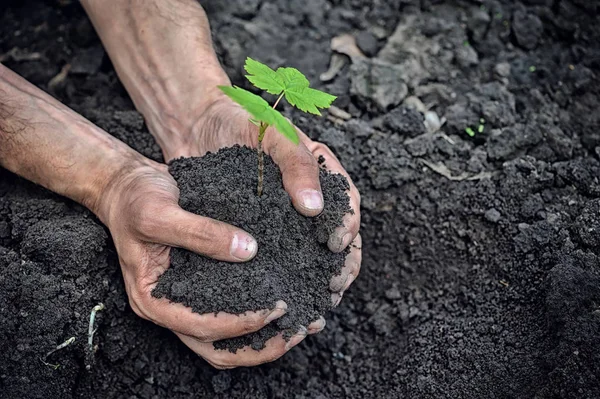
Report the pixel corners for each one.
[96,158,325,369]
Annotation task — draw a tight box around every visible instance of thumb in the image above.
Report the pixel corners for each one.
[263,125,324,217]
[154,205,258,262]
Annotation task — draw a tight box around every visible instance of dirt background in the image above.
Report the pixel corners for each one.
[1,0,599,398]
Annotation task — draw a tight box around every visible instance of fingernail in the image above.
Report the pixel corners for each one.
[343,274,355,291]
[285,326,307,351]
[298,189,324,211]
[328,228,351,253]
[330,274,348,292]
[331,292,343,307]
[310,318,326,333]
[264,301,287,325]
[230,232,258,260]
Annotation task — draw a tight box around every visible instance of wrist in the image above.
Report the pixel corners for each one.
[83,0,231,161]
[143,72,231,160]
[88,149,162,228]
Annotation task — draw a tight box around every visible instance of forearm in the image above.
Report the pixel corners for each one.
[0,64,147,220]
[81,0,229,159]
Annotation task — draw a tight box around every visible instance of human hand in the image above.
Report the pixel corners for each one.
[162,98,362,308]
[96,158,327,368]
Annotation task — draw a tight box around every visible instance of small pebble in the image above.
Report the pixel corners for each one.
[484,208,501,223]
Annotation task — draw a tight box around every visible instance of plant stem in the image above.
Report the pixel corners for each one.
[273,92,284,109]
[256,93,283,196]
[257,122,268,196]
[86,302,105,370]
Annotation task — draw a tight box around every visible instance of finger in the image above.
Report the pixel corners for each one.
[147,205,258,262]
[307,316,326,335]
[302,138,361,252]
[262,125,324,217]
[331,291,343,308]
[330,233,362,292]
[133,290,288,342]
[176,327,307,369]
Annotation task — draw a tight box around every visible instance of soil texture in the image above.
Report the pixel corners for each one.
[1,0,600,398]
[152,146,350,352]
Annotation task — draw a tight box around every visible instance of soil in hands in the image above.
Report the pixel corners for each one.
[151,145,351,352]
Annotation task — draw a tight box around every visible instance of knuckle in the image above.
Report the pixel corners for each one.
[195,221,232,257]
[261,350,285,364]
[240,315,262,334]
[136,204,165,238]
[192,328,214,343]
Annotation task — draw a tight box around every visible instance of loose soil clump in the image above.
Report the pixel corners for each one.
[152,146,351,352]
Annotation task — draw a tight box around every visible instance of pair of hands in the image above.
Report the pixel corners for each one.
[100,97,362,368]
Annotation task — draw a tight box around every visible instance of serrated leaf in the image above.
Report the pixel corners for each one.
[274,67,336,115]
[218,85,298,144]
[284,87,337,116]
[276,67,310,90]
[244,57,285,95]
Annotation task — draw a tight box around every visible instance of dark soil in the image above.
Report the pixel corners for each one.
[152,146,350,352]
[1,0,600,398]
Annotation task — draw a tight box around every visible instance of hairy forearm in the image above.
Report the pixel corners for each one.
[0,64,146,218]
[81,0,229,159]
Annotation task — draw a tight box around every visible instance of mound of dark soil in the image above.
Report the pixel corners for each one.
[152,146,351,352]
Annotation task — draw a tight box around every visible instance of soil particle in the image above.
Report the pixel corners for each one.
[382,106,427,138]
[355,30,380,57]
[512,9,543,50]
[152,146,351,351]
[350,58,409,111]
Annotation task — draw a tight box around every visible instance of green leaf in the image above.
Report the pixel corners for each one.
[218,85,299,144]
[276,67,310,90]
[244,57,285,95]
[284,87,337,116]
[275,67,337,115]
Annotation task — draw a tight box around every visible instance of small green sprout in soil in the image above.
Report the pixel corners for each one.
[86,302,104,370]
[40,336,76,369]
[529,65,537,73]
[465,118,486,137]
[219,57,337,196]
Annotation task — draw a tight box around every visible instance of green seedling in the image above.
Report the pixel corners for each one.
[40,336,76,369]
[465,118,486,137]
[86,302,104,370]
[219,58,337,196]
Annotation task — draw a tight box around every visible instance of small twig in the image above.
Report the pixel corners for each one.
[48,63,71,89]
[420,159,492,182]
[40,336,76,369]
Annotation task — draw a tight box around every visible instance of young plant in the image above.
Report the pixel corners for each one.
[218,58,337,196]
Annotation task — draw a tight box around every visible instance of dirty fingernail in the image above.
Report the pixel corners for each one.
[331,292,343,307]
[231,232,258,260]
[309,317,326,333]
[298,189,324,211]
[343,274,355,291]
[330,273,349,292]
[264,301,287,325]
[328,228,351,253]
[285,326,307,351]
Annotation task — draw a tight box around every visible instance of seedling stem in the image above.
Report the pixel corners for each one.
[86,302,104,370]
[219,58,336,196]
